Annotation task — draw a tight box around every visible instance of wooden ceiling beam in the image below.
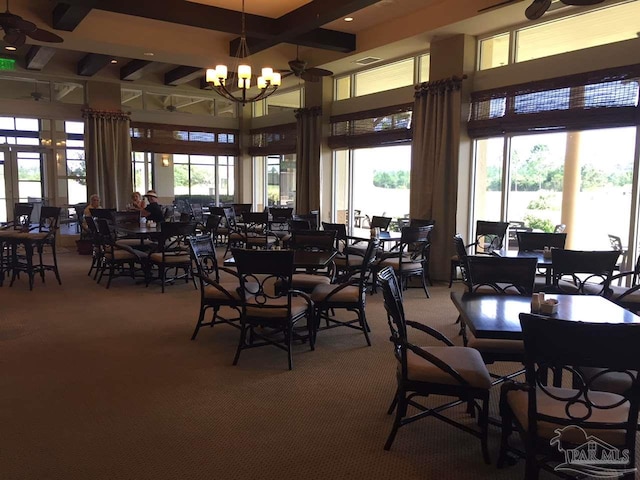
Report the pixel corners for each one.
[52,2,95,31]
[120,59,153,81]
[62,0,277,38]
[25,46,57,71]
[164,66,203,86]
[230,0,378,55]
[77,53,111,76]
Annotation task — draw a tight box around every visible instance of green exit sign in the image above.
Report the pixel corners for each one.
[0,58,16,71]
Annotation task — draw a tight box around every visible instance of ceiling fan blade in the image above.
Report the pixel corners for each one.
[300,71,321,82]
[525,0,552,19]
[25,28,63,43]
[561,0,605,5]
[0,12,37,31]
[4,30,25,47]
[305,67,333,77]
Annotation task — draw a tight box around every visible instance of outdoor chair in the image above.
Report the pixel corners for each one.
[377,267,492,464]
[498,314,640,479]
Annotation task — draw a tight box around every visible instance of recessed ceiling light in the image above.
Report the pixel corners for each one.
[143,52,154,56]
[110,59,118,64]
[5,46,17,51]
[344,17,354,22]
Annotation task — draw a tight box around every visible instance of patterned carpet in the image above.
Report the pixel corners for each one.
[0,249,623,479]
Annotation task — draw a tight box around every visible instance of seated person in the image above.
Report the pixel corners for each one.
[141,190,164,223]
[128,191,147,211]
[81,194,101,232]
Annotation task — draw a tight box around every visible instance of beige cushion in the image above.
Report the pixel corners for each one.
[608,285,640,304]
[291,273,331,290]
[104,249,138,261]
[405,346,492,389]
[468,337,524,354]
[311,283,360,303]
[507,386,629,445]
[244,295,309,318]
[377,257,422,271]
[150,252,191,264]
[579,367,636,395]
[116,239,156,248]
[334,255,364,268]
[204,282,242,301]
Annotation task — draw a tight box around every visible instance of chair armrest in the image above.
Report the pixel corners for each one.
[288,289,314,308]
[406,320,455,346]
[195,273,240,302]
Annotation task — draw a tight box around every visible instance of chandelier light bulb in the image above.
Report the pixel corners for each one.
[215,65,228,79]
[271,72,281,86]
[257,76,267,89]
[238,65,251,79]
[261,67,273,81]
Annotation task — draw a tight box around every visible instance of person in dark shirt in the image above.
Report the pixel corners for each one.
[142,190,165,223]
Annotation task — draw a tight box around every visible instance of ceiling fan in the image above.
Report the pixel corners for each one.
[0,0,64,48]
[280,46,333,83]
[479,0,605,20]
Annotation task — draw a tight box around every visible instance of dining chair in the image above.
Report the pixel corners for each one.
[321,221,363,278]
[377,267,492,464]
[516,232,567,252]
[29,206,63,286]
[231,248,314,370]
[498,314,640,479]
[461,255,538,385]
[241,211,279,249]
[449,220,509,287]
[147,221,197,293]
[288,230,337,293]
[549,249,619,295]
[312,238,379,346]
[95,218,149,289]
[187,235,241,339]
[606,253,640,314]
[375,225,433,297]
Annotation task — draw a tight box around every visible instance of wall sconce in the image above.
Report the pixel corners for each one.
[161,155,170,167]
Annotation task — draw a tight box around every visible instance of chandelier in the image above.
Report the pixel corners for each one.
[206,0,281,105]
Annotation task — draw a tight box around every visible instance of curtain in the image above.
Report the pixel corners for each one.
[84,109,132,210]
[410,76,465,281]
[295,107,322,215]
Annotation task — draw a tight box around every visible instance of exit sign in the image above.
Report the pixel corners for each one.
[0,58,16,71]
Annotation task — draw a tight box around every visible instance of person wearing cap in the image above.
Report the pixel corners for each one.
[141,190,164,223]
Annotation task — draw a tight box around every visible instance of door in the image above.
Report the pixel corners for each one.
[0,146,46,222]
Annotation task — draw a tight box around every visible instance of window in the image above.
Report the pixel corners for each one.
[478,1,640,71]
[253,87,303,117]
[333,145,411,233]
[63,121,86,205]
[472,128,637,251]
[172,154,235,204]
[253,155,296,211]
[334,53,429,101]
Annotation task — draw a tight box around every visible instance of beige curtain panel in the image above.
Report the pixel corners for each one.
[295,107,322,216]
[410,76,465,281]
[84,109,133,210]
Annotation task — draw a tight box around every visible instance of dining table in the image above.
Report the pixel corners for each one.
[224,248,337,270]
[450,291,640,341]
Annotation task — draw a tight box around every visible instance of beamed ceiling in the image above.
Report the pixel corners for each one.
[0,0,620,91]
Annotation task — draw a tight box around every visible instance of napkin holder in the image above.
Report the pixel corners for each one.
[540,299,558,315]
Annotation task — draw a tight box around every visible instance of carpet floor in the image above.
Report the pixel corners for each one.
[0,249,630,479]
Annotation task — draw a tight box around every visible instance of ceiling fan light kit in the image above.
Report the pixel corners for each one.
[206,0,281,106]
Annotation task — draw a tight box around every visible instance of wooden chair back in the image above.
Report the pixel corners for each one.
[467,255,537,295]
